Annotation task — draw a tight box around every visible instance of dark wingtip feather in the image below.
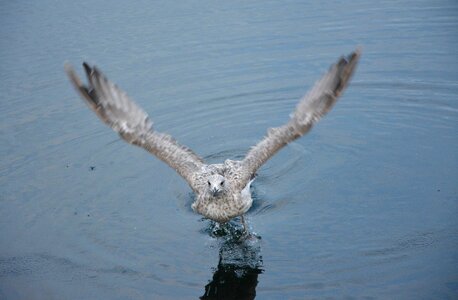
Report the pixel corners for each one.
[64,62,85,92]
[64,62,99,108]
[345,48,362,76]
[82,62,93,77]
[335,48,361,95]
[92,66,105,81]
[352,47,362,60]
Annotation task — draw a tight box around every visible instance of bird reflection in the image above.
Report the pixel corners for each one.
[200,221,263,300]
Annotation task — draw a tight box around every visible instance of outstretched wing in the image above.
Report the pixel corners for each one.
[65,63,205,191]
[236,49,361,189]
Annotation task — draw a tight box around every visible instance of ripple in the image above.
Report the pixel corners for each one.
[362,231,436,258]
[346,79,458,129]
[155,84,301,138]
[203,148,247,162]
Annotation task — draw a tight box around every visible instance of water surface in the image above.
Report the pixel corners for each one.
[1,0,457,299]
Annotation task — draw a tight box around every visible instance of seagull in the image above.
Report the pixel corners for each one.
[65,49,360,232]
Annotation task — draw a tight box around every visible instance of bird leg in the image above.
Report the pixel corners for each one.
[241,215,248,233]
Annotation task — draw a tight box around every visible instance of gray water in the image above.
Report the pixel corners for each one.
[1,0,457,299]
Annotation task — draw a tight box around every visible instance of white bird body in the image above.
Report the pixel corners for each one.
[65,50,360,229]
[190,160,254,223]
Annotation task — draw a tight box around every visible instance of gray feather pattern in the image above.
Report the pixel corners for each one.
[237,50,360,189]
[64,63,204,191]
[65,49,360,223]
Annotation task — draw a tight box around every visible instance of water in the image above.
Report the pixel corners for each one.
[1,0,457,299]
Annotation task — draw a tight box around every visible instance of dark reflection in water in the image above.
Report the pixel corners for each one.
[201,222,263,300]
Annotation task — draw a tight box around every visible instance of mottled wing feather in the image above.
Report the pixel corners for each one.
[65,63,205,191]
[237,49,361,189]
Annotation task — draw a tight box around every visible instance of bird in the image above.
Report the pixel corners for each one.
[65,49,360,232]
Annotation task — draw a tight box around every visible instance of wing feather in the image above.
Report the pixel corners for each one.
[65,63,205,191]
[237,49,361,189]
